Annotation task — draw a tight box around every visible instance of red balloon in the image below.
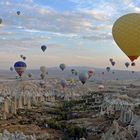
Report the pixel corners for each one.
[88,70,94,78]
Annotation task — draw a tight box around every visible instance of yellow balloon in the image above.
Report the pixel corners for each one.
[112,13,140,62]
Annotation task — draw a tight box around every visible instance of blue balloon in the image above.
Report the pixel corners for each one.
[60,64,66,71]
[60,79,67,88]
[41,45,47,52]
[10,67,13,72]
[14,61,26,67]
[14,61,27,77]
[106,67,110,72]
[17,11,20,15]
[79,72,88,84]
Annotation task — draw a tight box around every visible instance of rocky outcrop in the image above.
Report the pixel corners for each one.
[0,129,36,140]
[101,120,136,140]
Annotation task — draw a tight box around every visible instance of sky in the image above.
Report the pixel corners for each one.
[0,0,140,70]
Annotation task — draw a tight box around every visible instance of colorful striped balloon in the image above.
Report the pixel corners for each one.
[14,61,27,77]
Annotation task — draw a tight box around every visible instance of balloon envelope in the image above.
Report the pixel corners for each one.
[22,56,26,60]
[41,45,47,52]
[112,13,140,62]
[111,61,115,66]
[17,11,20,15]
[0,18,2,24]
[40,66,47,73]
[106,67,110,72]
[98,85,105,90]
[88,70,94,78]
[71,69,75,74]
[14,61,27,77]
[10,67,13,72]
[131,62,135,66]
[125,62,130,68]
[132,71,135,74]
[28,73,32,78]
[74,71,78,75]
[20,55,23,58]
[60,64,66,71]
[79,72,89,84]
[109,58,113,62]
[60,80,67,88]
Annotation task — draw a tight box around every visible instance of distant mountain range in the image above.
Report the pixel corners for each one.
[0,66,139,81]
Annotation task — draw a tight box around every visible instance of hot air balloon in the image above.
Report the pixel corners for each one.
[22,56,26,61]
[98,85,105,90]
[14,61,27,77]
[121,86,127,91]
[106,67,110,72]
[69,78,76,86]
[112,13,140,62]
[88,70,94,78]
[112,71,115,74]
[71,69,75,75]
[10,67,13,72]
[111,61,116,66]
[20,55,23,58]
[39,81,45,87]
[60,80,67,89]
[41,45,47,52]
[40,66,47,74]
[125,62,130,68]
[71,69,78,76]
[28,73,32,78]
[79,72,89,85]
[131,62,135,66]
[17,11,20,15]
[109,58,113,62]
[0,18,2,24]
[74,71,78,76]
[59,64,66,71]
[132,71,135,74]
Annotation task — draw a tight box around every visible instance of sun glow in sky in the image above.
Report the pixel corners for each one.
[0,0,140,70]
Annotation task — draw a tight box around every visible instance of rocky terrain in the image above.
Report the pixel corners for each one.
[0,68,140,139]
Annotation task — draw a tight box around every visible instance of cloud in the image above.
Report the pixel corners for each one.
[83,33,113,41]
[127,2,140,12]
[0,0,140,69]
[80,10,109,21]
[0,0,111,37]
[76,55,95,60]
[0,0,139,36]
[47,44,64,49]
[0,0,137,38]
[90,25,112,31]
[0,37,47,52]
